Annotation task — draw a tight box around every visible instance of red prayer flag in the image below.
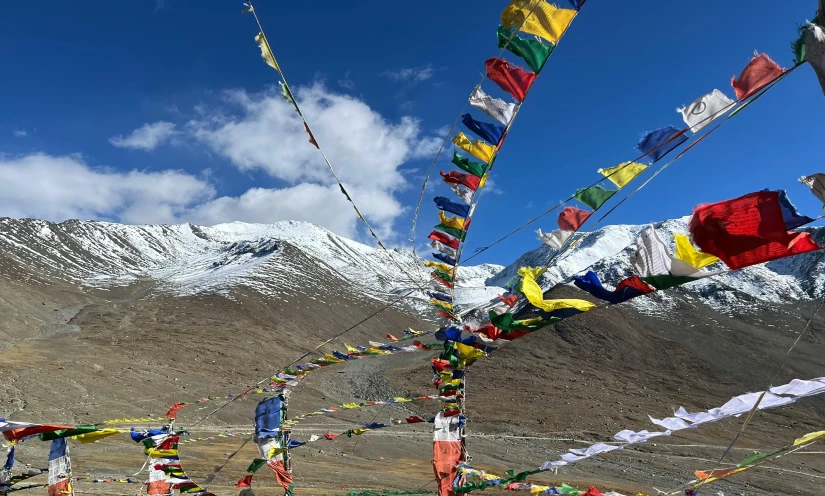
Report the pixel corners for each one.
[500,329,531,341]
[614,276,654,295]
[497,294,518,307]
[304,123,319,149]
[484,58,536,102]
[440,171,481,191]
[324,433,339,440]
[558,206,592,231]
[689,190,822,270]
[3,424,73,442]
[235,475,253,488]
[438,310,456,319]
[165,402,189,419]
[406,416,427,423]
[731,53,784,101]
[582,487,605,496]
[428,230,460,249]
[386,333,400,341]
[267,460,293,491]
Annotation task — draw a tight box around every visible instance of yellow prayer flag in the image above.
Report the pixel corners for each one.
[322,354,345,363]
[407,328,422,335]
[519,266,595,313]
[352,429,370,436]
[342,403,360,409]
[345,344,361,353]
[455,342,485,361]
[268,446,287,458]
[255,32,281,73]
[149,449,179,458]
[597,162,647,188]
[531,486,550,494]
[501,0,577,44]
[674,234,720,269]
[430,299,454,310]
[393,397,413,403]
[439,211,466,230]
[452,132,496,163]
[794,430,825,446]
[424,260,455,275]
[72,429,121,444]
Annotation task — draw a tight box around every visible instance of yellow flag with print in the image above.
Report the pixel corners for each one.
[518,267,595,313]
[598,162,647,188]
[255,32,281,73]
[452,132,496,163]
[455,342,485,361]
[501,0,576,44]
[674,234,719,269]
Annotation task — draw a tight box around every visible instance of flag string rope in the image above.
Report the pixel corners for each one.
[245,0,427,292]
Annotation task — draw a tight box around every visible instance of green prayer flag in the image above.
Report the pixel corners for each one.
[452,152,488,178]
[39,425,99,441]
[247,458,268,473]
[574,185,616,210]
[435,224,467,241]
[433,269,454,283]
[737,451,767,468]
[559,483,580,495]
[279,81,301,115]
[497,25,554,73]
[640,274,701,291]
[489,312,556,331]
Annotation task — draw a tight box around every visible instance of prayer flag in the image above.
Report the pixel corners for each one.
[775,189,815,229]
[255,395,283,440]
[597,162,647,189]
[674,234,719,269]
[537,228,572,249]
[428,231,460,250]
[497,25,554,73]
[558,206,591,231]
[434,196,471,218]
[461,114,505,145]
[433,251,457,266]
[254,32,281,73]
[677,89,735,133]
[448,182,474,204]
[431,240,458,259]
[48,439,73,496]
[425,260,456,275]
[468,87,516,125]
[800,173,825,214]
[452,152,488,178]
[731,53,784,101]
[236,475,253,488]
[519,267,595,313]
[574,185,616,210]
[572,271,653,304]
[631,226,719,290]
[441,171,481,191]
[439,211,466,230]
[436,222,466,241]
[452,132,496,163]
[501,0,577,44]
[637,126,688,162]
[432,412,462,496]
[279,82,301,115]
[689,190,822,270]
[485,58,536,102]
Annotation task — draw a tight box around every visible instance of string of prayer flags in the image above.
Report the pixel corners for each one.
[461,114,505,146]
[536,229,573,249]
[441,171,481,191]
[636,126,689,162]
[484,58,536,102]
[574,185,616,210]
[468,87,516,126]
[598,162,648,189]
[572,271,654,304]
[673,234,719,269]
[731,52,784,100]
[501,0,576,44]
[452,133,496,163]
[496,25,554,73]
[677,89,735,133]
[630,226,719,290]
[558,206,591,231]
[688,190,822,270]
[434,197,471,218]
[254,32,281,73]
[800,173,825,213]
[518,267,596,313]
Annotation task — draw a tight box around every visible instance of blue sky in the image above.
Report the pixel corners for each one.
[0,0,821,267]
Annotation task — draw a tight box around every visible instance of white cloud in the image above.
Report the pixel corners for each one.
[0,153,214,224]
[380,65,435,84]
[109,121,177,151]
[13,130,27,137]
[338,70,355,90]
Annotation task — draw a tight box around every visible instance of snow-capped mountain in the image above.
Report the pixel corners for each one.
[0,218,505,315]
[488,216,825,313]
